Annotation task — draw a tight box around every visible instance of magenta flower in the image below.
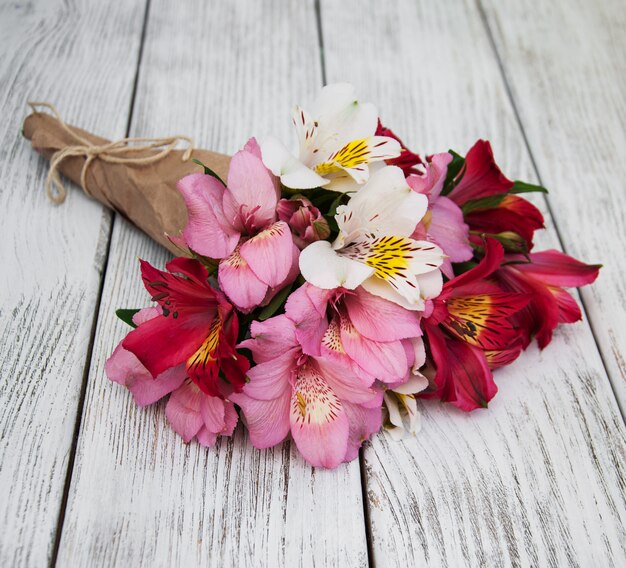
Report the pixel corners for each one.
[496,249,601,349]
[285,283,424,388]
[231,315,382,468]
[121,258,249,398]
[408,153,473,278]
[276,196,331,249]
[178,138,298,312]
[106,308,238,446]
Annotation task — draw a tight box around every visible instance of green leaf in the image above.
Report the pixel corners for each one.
[327,192,347,217]
[462,194,506,214]
[441,150,465,196]
[116,308,140,328]
[452,261,478,276]
[510,180,548,194]
[258,283,294,321]
[191,158,226,185]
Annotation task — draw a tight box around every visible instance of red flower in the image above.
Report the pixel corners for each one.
[375,120,423,176]
[122,257,249,398]
[422,239,529,411]
[447,140,514,205]
[464,194,545,252]
[496,250,601,349]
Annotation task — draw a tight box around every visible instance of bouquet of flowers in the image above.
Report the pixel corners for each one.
[28,85,600,468]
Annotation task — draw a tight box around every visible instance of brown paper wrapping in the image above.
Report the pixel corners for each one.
[22,111,231,255]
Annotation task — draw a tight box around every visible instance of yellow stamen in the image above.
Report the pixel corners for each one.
[365,236,413,280]
[187,317,222,372]
[314,138,370,175]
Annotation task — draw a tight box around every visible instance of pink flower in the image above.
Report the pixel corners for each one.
[178,138,298,312]
[285,283,424,388]
[106,308,238,446]
[276,196,330,249]
[408,153,473,277]
[231,315,382,468]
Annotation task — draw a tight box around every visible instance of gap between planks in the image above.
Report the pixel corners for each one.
[49,0,153,565]
[474,0,625,422]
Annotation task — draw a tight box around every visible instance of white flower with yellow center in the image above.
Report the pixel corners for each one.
[261,83,401,193]
[299,166,445,310]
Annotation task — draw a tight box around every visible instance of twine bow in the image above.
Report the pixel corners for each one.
[27,102,195,204]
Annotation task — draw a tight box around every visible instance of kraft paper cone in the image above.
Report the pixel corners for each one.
[23,111,231,255]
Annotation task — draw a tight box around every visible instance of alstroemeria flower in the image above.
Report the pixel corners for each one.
[261,83,401,193]
[496,249,601,349]
[231,315,382,468]
[300,166,445,310]
[422,239,529,411]
[408,152,473,278]
[122,257,249,398]
[285,283,424,387]
[375,121,423,176]
[106,308,238,447]
[276,196,331,249]
[178,138,298,312]
[463,194,544,252]
[382,373,429,441]
[447,139,514,205]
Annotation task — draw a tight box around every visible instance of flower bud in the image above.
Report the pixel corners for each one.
[276,196,331,249]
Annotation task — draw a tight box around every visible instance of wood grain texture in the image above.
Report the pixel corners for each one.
[56,1,368,566]
[0,0,146,566]
[320,0,626,565]
[480,0,626,410]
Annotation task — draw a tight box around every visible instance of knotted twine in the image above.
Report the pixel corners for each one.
[27,102,195,204]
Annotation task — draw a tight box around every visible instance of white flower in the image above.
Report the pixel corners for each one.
[261,83,401,193]
[299,166,445,310]
[383,348,429,441]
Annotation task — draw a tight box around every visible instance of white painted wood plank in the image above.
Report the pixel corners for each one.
[56,1,369,567]
[320,0,626,566]
[0,1,146,566]
[480,0,626,410]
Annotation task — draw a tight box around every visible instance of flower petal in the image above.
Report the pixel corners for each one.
[218,246,269,312]
[343,402,382,462]
[165,381,205,443]
[243,353,293,400]
[300,240,375,290]
[343,287,422,342]
[200,395,226,433]
[105,345,186,406]
[447,139,514,206]
[290,365,349,468]
[422,324,497,412]
[240,221,294,287]
[360,275,425,312]
[314,357,381,406]
[178,173,240,259]
[196,427,218,447]
[284,284,332,357]
[122,309,211,379]
[340,315,409,383]
[336,166,427,238]
[428,197,472,263]
[231,390,291,449]
[513,249,601,288]
[223,141,279,231]
[238,314,299,363]
[261,137,328,189]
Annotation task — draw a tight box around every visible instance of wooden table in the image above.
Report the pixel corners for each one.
[1,0,624,566]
